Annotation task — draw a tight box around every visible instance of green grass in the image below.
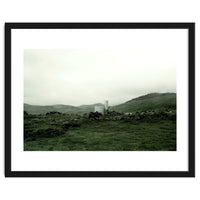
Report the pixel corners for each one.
[24,93,177,151]
[24,117,176,151]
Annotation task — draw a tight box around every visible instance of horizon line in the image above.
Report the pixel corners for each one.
[24,92,176,107]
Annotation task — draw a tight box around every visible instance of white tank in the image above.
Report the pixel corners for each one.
[94,105,104,114]
[104,100,108,110]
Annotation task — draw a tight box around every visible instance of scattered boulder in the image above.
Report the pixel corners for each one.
[46,111,61,115]
[88,112,103,120]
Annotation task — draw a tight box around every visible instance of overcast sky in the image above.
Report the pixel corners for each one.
[24,49,176,106]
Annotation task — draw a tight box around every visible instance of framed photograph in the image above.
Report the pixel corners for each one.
[5,23,195,177]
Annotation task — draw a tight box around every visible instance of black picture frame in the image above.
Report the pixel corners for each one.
[5,23,195,177]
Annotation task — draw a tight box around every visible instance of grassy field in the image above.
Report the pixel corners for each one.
[24,93,176,151]
[24,115,176,151]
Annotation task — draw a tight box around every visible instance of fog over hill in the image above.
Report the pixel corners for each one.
[24,49,176,106]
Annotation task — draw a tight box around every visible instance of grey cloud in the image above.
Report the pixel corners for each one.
[24,49,176,106]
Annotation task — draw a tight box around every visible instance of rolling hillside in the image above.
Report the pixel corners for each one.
[24,93,176,114]
[110,93,176,113]
[24,103,104,114]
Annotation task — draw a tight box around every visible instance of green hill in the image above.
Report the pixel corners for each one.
[24,93,176,114]
[24,103,104,114]
[110,93,176,113]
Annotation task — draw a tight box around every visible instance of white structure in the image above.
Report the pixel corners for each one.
[104,100,108,110]
[94,100,109,114]
[94,105,104,114]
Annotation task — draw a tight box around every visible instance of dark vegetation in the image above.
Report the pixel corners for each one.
[24,93,176,151]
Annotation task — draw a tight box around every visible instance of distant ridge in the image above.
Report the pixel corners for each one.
[24,93,176,114]
[24,103,104,114]
[111,93,176,113]
[127,92,175,102]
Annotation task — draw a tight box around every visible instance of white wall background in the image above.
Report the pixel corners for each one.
[0,0,199,200]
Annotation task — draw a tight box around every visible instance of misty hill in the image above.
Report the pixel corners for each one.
[24,103,104,114]
[24,93,176,114]
[110,93,176,113]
